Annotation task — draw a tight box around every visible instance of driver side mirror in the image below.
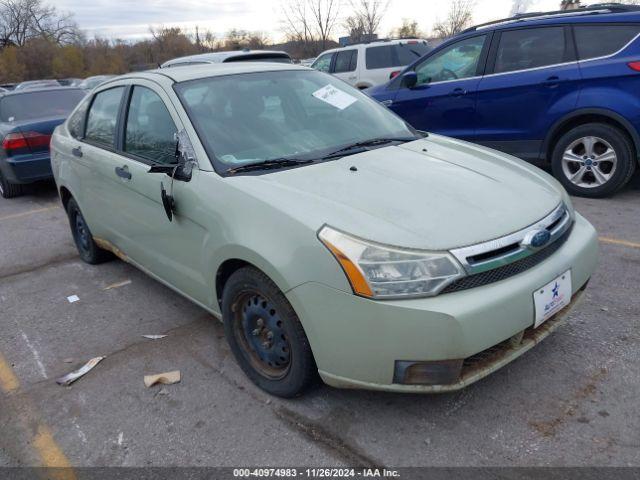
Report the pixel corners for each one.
[400,71,418,89]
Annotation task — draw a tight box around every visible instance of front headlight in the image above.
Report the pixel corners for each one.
[318,226,464,299]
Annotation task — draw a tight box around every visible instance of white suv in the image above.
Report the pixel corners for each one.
[311,39,430,89]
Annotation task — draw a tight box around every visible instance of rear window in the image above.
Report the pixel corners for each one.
[365,42,430,69]
[574,25,640,60]
[0,89,86,122]
[494,27,567,74]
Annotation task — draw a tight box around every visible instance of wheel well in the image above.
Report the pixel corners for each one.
[216,259,250,307]
[546,114,637,163]
[59,186,72,211]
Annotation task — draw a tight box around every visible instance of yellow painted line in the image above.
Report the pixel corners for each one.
[1,352,76,478]
[0,205,59,222]
[599,236,640,249]
[0,351,19,393]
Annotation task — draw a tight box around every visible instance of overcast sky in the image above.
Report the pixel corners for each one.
[54,0,562,42]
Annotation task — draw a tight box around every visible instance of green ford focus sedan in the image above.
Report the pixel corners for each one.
[51,63,599,397]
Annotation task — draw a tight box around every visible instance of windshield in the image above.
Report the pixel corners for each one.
[175,69,417,173]
[0,89,86,122]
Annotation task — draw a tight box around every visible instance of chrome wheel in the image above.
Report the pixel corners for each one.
[561,136,617,189]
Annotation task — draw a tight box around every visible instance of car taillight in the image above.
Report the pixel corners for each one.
[390,70,401,79]
[1,131,51,153]
[628,61,640,72]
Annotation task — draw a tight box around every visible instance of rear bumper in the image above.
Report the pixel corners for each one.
[0,153,53,184]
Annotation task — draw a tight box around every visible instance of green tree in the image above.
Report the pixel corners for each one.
[52,45,85,77]
[0,46,26,82]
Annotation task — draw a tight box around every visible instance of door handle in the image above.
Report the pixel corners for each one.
[115,165,131,180]
[72,146,83,158]
[542,76,562,87]
[450,88,467,97]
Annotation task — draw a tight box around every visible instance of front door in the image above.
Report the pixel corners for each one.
[389,34,489,139]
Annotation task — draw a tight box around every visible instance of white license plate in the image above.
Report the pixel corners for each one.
[533,270,572,328]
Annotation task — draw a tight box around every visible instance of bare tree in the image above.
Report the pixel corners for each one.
[509,0,534,15]
[392,19,422,39]
[0,0,80,47]
[432,0,475,39]
[345,0,389,40]
[281,0,340,51]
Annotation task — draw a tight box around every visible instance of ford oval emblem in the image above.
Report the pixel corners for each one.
[521,229,551,250]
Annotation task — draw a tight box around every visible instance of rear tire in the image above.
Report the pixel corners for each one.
[0,171,24,198]
[66,198,112,264]
[222,267,317,398]
[551,123,636,198]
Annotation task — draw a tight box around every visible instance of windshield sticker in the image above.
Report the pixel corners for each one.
[312,84,357,110]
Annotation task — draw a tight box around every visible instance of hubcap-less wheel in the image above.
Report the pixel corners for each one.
[561,136,617,189]
[74,212,91,252]
[233,292,291,379]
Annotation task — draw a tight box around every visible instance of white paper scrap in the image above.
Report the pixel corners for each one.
[67,295,80,303]
[312,84,357,110]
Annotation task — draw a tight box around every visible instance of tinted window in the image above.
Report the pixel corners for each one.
[0,89,86,122]
[334,50,357,73]
[415,35,486,85]
[312,53,333,72]
[85,87,124,147]
[575,25,640,60]
[494,27,566,74]
[366,42,431,69]
[125,87,177,164]
[366,45,394,69]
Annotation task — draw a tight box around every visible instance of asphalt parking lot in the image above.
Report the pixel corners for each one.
[1,176,639,470]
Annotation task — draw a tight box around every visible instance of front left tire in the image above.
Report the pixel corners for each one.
[222,266,317,397]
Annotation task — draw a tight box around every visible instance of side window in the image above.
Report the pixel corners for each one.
[575,25,640,60]
[494,27,566,74]
[415,35,486,85]
[84,87,125,147]
[312,53,333,73]
[334,50,357,73]
[366,45,394,69]
[68,96,91,139]
[124,86,178,164]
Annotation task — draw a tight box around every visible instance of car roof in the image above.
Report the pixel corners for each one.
[319,38,427,55]
[161,50,291,67]
[463,6,640,34]
[0,86,84,97]
[108,62,308,85]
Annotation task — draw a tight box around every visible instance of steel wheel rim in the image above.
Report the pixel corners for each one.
[233,291,291,380]
[561,136,617,189]
[74,211,91,252]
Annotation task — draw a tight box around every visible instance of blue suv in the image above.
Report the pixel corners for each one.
[367,5,640,197]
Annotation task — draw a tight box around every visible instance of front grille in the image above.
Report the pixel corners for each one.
[443,223,573,294]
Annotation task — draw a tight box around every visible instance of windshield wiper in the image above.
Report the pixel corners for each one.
[226,158,313,175]
[321,137,418,160]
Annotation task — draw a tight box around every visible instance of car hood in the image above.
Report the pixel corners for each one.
[236,135,563,250]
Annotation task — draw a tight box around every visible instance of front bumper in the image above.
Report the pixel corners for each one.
[286,213,598,393]
[0,152,53,184]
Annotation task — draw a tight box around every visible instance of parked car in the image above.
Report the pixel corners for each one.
[0,83,16,91]
[367,5,640,197]
[0,87,86,198]
[51,63,597,397]
[58,78,83,87]
[161,50,292,68]
[14,79,61,90]
[78,75,117,91]
[311,39,431,89]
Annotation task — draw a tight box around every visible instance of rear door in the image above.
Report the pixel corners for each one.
[331,49,358,86]
[389,34,489,138]
[474,26,581,161]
